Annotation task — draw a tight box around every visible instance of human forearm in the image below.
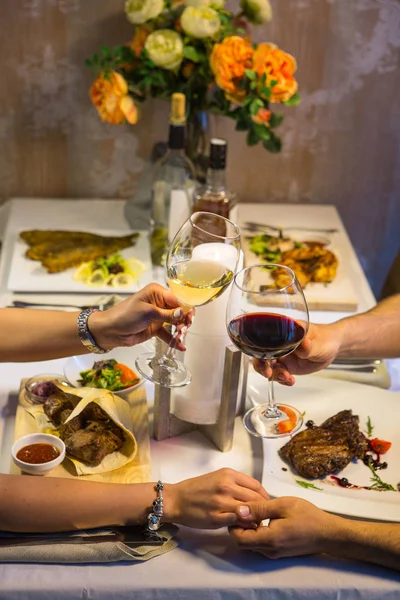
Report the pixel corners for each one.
[0,474,169,532]
[334,294,400,359]
[0,309,89,362]
[326,516,400,571]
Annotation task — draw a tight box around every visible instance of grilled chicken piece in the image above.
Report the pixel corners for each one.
[274,260,312,289]
[279,410,368,479]
[20,230,139,273]
[273,246,338,289]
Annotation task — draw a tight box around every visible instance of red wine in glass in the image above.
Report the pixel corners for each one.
[228,313,305,361]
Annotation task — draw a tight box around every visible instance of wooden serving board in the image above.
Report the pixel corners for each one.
[11,380,152,484]
[236,203,359,312]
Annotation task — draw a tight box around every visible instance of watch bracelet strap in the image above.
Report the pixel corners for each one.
[77,308,110,354]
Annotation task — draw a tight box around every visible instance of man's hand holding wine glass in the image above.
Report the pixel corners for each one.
[253,322,342,385]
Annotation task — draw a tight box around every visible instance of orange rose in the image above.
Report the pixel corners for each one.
[253,43,297,103]
[90,71,138,125]
[210,36,253,101]
[251,107,271,125]
[131,26,150,58]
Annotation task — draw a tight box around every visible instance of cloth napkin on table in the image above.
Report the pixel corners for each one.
[0,524,178,564]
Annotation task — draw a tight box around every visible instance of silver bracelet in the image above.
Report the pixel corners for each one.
[147,481,164,532]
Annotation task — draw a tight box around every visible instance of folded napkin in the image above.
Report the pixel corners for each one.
[0,525,178,564]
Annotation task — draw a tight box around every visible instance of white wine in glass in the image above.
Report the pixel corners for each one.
[136,212,241,387]
[167,259,234,307]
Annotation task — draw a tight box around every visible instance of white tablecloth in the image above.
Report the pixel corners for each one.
[0,198,399,599]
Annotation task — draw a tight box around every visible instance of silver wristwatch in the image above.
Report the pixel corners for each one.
[77,308,110,354]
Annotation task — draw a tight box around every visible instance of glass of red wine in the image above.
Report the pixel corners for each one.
[226,264,309,438]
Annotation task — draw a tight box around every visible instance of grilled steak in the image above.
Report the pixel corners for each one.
[43,395,126,466]
[43,395,74,426]
[279,410,368,479]
[63,429,124,466]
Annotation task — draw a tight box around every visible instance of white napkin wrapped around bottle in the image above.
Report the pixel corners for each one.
[171,245,244,425]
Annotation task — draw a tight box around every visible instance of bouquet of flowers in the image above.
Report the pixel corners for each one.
[87,0,300,156]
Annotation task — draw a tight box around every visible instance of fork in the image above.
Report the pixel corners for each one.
[10,296,121,311]
[243,221,339,234]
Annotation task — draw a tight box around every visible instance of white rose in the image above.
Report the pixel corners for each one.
[145,30,184,70]
[125,0,164,25]
[184,0,224,7]
[240,0,272,25]
[181,6,221,38]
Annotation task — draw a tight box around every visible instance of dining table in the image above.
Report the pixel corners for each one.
[0,197,399,600]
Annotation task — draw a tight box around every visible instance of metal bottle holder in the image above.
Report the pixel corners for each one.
[153,341,248,452]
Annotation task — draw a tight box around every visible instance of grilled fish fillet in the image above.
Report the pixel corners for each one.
[21,230,139,273]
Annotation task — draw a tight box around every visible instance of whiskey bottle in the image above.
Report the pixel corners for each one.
[192,138,236,218]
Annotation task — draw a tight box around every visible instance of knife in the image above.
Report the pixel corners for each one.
[0,529,166,547]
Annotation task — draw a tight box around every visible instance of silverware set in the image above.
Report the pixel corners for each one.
[0,526,165,547]
[8,295,122,311]
[243,221,339,235]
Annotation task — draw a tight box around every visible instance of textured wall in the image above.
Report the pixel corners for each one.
[0,0,399,295]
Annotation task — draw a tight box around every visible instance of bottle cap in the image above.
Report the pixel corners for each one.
[170,93,186,125]
[209,138,227,170]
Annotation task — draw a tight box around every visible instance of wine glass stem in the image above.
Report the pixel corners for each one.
[264,367,281,419]
[159,324,188,364]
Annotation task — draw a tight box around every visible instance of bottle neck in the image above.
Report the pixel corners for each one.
[168,124,185,150]
[206,168,226,192]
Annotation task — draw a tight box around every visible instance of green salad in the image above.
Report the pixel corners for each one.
[79,359,140,392]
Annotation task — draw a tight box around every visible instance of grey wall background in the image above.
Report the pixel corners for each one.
[0,0,399,296]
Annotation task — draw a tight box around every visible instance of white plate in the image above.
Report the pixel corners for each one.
[63,347,148,399]
[7,229,153,293]
[247,372,400,521]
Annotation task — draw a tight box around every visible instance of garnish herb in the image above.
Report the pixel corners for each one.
[296,480,322,491]
[366,416,374,437]
[367,463,396,491]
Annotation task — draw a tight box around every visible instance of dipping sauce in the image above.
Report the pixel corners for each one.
[16,443,60,464]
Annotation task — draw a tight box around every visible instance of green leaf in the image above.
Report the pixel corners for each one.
[253,123,271,141]
[296,480,323,491]
[85,59,92,68]
[247,129,260,146]
[183,46,203,63]
[269,113,284,128]
[93,54,99,65]
[283,92,301,106]
[263,137,281,153]
[367,463,396,491]
[250,99,263,116]
[235,119,249,132]
[245,69,256,81]
[101,46,112,60]
[366,416,374,437]
[261,86,271,99]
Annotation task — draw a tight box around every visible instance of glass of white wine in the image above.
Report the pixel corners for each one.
[136,211,241,387]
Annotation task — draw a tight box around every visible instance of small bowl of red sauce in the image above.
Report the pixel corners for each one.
[12,433,66,475]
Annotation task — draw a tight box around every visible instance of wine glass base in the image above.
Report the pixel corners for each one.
[135,352,192,388]
[243,403,303,439]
